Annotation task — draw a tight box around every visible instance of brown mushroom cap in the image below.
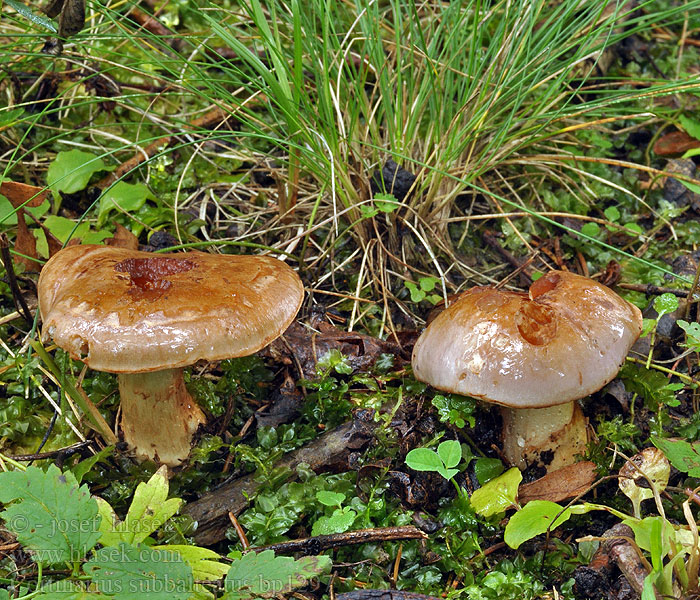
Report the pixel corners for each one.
[411,271,642,408]
[38,245,304,373]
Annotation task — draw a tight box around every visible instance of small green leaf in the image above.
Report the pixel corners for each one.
[473,457,504,485]
[97,181,153,225]
[580,222,600,237]
[471,467,522,518]
[404,281,425,303]
[604,206,620,222]
[622,222,643,236]
[223,550,331,599]
[0,107,26,127]
[653,293,679,319]
[677,320,700,352]
[436,466,459,481]
[679,114,700,141]
[641,318,657,338]
[652,436,700,477]
[679,179,700,195]
[419,276,438,292]
[0,465,101,565]
[311,507,356,536]
[71,446,115,484]
[315,491,345,507]
[504,500,572,549]
[47,150,111,195]
[405,447,442,473]
[84,542,193,600]
[43,215,90,243]
[437,440,462,469]
[373,193,399,213]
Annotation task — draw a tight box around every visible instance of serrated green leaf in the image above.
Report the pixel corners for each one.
[471,467,522,518]
[315,491,345,507]
[405,447,442,472]
[0,465,101,565]
[47,150,111,195]
[84,542,193,600]
[97,181,153,225]
[437,440,462,469]
[651,436,700,477]
[97,465,182,547]
[373,193,399,213]
[152,545,229,580]
[223,550,331,599]
[504,500,572,549]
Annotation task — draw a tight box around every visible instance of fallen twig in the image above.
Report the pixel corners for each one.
[253,526,427,556]
[336,591,441,600]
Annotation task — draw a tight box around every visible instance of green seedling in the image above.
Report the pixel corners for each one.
[311,490,357,536]
[404,276,442,305]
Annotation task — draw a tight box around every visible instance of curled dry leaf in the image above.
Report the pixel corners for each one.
[0,181,48,208]
[618,447,670,518]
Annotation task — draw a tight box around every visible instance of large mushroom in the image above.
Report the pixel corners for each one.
[412,271,642,471]
[38,245,304,466]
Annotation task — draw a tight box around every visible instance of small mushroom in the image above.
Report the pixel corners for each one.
[38,245,304,466]
[411,271,642,471]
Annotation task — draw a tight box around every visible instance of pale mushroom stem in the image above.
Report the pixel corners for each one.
[500,402,588,471]
[117,369,205,467]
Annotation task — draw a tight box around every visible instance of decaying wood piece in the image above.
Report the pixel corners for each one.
[184,413,377,546]
[576,523,657,600]
[255,526,427,556]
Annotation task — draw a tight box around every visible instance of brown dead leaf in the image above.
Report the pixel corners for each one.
[653,130,700,157]
[0,181,48,208]
[105,223,139,250]
[14,210,41,272]
[518,461,597,504]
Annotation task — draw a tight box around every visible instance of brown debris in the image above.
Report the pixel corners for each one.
[13,211,40,272]
[653,130,700,157]
[105,223,140,250]
[518,461,597,504]
[264,321,410,379]
[0,181,48,208]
